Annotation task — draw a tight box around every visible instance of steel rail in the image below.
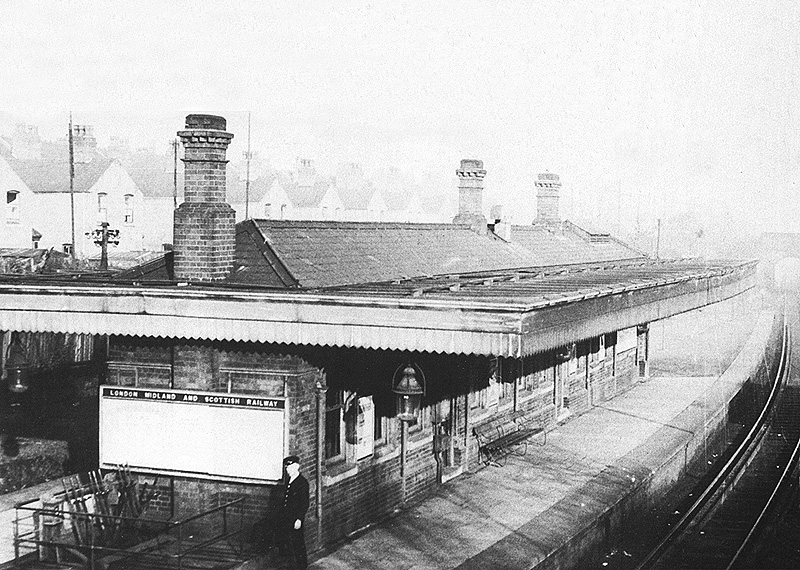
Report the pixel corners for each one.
[634,315,790,570]
[726,332,800,568]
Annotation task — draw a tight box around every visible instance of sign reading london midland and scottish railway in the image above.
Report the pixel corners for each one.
[100,386,287,482]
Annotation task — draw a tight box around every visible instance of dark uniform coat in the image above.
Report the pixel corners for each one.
[280,473,310,569]
[282,473,310,525]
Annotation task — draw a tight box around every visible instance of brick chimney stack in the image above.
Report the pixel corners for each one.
[452,159,487,233]
[72,125,98,163]
[534,172,561,226]
[174,114,235,282]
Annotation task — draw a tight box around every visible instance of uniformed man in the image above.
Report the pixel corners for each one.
[279,455,309,569]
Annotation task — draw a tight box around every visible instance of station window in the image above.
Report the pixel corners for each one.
[344,394,376,460]
[324,390,344,461]
[589,336,602,363]
[327,390,381,462]
[517,354,548,395]
[496,357,516,406]
[408,405,430,434]
[604,332,617,357]
[374,411,385,444]
[6,191,19,223]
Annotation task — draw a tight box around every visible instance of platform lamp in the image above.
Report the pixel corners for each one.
[5,333,30,395]
[392,362,426,504]
[2,332,28,457]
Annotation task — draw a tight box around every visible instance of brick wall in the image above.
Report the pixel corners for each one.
[567,358,590,414]
[614,349,638,392]
[173,203,235,281]
[103,334,645,555]
[105,336,324,550]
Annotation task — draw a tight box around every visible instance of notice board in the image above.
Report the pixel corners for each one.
[100,386,286,482]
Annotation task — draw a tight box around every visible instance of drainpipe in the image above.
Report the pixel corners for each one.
[400,420,408,504]
[315,372,326,547]
[463,393,470,471]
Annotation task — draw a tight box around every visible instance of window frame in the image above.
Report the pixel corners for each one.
[6,190,19,224]
[97,192,108,221]
[324,389,345,463]
[123,194,134,224]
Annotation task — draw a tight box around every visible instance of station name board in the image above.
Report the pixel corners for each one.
[101,387,284,410]
[100,385,287,481]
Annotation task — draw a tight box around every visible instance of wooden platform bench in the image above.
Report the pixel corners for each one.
[473,410,546,467]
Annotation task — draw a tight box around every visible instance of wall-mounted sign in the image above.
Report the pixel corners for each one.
[355,396,374,460]
[100,386,286,482]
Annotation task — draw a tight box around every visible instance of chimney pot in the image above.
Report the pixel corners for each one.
[185,114,227,131]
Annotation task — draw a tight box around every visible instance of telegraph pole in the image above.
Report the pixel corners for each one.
[68,114,76,258]
[88,222,119,271]
[655,218,661,259]
[99,221,109,270]
[244,112,252,219]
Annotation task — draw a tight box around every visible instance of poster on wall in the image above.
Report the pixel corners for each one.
[99,386,286,482]
[355,396,374,460]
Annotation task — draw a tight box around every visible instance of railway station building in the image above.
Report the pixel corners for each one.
[0,115,756,556]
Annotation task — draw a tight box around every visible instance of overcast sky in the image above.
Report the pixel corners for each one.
[2,1,799,239]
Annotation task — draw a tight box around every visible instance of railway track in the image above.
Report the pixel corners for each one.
[633,301,800,570]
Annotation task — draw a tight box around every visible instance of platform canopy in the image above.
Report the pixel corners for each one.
[0,259,756,357]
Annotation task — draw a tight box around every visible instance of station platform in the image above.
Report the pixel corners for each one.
[237,368,754,570]
[0,300,769,570]
[240,305,775,570]
[290,376,718,570]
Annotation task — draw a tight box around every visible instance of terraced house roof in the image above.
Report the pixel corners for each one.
[6,154,112,193]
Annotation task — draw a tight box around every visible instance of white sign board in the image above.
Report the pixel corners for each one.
[355,396,374,460]
[100,386,286,482]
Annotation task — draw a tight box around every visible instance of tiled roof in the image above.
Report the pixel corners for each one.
[381,187,413,211]
[284,179,333,208]
[337,179,377,210]
[7,154,112,194]
[0,137,11,158]
[102,216,646,291]
[234,220,543,289]
[510,223,643,265]
[126,153,182,199]
[227,171,279,205]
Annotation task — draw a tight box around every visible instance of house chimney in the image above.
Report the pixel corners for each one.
[296,158,316,187]
[173,114,235,282]
[11,124,42,161]
[452,159,487,232]
[534,172,561,225]
[72,125,97,163]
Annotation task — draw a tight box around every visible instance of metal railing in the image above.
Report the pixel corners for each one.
[14,496,245,569]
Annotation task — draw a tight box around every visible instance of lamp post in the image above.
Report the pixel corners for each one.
[392,362,425,504]
[3,332,29,457]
